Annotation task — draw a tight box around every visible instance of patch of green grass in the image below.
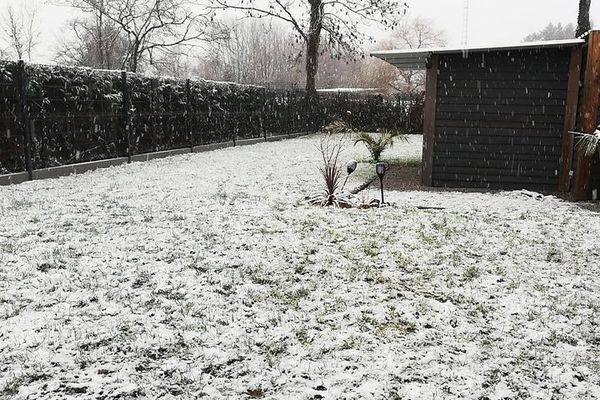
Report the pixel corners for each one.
[417,224,440,247]
[394,253,412,270]
[271,285,313,310]
[7,198,35,211]
[362,241,380,258]
[271,199,288,212]
[463,265,481,281]
[1,373,34,397]
[250,270,275,286]
[350,162,377,183]
[359,310,416,337]
[354,156,422,167]
[546,244,563,263]
[383,156,422,167]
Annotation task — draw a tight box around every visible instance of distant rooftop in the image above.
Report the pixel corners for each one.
[371,38,586,70]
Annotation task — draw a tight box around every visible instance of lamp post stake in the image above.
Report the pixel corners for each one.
[375,162,386,205]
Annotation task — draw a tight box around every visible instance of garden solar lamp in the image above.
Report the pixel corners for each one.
[376,162,386,205]
[340,160,358,192]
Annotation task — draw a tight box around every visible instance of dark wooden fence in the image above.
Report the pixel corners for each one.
[418,31,600,199]
[0,61,424,176]
[427,48,571,192]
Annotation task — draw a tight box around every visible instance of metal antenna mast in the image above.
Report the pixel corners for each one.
[461,0,470,46]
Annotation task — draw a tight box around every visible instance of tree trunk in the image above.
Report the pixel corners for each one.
[130,41,140,73]
[576,0,591,37]
[305,0,323,96]
[305,0,323,129]
[97,11,105,68]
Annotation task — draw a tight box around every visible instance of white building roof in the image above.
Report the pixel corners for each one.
[371,38,585,70]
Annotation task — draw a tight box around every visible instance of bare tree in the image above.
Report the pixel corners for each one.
[151,52,197,78]
[576,0,591,37]
[211,0,407,99]
[197,20,302,87]
[1,4,40,61]
[56,13,128,69]
[393,17,446,49]
[353,57,399,91]
[67,0,228,72]
[381,17,446,93]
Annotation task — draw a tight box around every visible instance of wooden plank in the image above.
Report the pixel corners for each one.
[558,47,583,192]
[434,143,561,154]
[435,113,564,124]
[422,54,438,186]
[437,97,567,106]
[439,50,571,72]
[436,131,562,139]
[439,64,570,74]
[434,136,562,146]
[438,80,568,90]
[432,180,556,191]
[436,127,563,136]
[437,104,566,114]
[436,88,567,99]
[437,72,569,82]
[433,152,560,162]
[434,158,560,169]
[434,166,558,177]
[432,173,558,185]
[436,120,561,129]
[574,31,600,200]
[439,55,570,69]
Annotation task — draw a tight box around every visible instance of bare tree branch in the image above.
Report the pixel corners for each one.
[211,0,407,97]
[66,0,228,72]
[1,4,41,61]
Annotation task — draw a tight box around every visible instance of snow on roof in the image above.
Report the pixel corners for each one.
[371,38,586,70]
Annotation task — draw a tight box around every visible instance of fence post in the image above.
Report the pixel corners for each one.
[233,91,239,146]
[150,78,157,151]
[86,68,95,161]
[121,71,131,163]
[16,60,33,180]
[574,30,600,200]
[186,79,193,151]
[261,88,266,140]
[558,47,583,193]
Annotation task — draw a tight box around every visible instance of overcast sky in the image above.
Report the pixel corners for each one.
[0,0,598,64]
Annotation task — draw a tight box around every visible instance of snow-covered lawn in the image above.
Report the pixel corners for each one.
[1,135,599,399]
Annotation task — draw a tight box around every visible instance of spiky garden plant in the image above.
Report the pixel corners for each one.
[307,134,353,207]
[324,119,354,134]
[318,135,343,206]
[324,119,407,163]
[574,126,600,158]
[354,130,407,163]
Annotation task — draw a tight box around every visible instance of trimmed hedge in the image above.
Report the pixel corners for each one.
[0,61,423,174]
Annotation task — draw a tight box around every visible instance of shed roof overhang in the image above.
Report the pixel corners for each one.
[370,38,586,70]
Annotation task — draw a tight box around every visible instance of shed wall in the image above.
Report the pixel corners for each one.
[432,48,571,191]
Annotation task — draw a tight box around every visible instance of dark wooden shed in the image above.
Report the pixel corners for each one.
[372,31,600,200]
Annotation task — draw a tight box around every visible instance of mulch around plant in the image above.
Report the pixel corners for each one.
[366,166,562,196]
[367,166,423,191]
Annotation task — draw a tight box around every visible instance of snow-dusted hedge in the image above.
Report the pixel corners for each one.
[319,91,424,134]
[0,61,423,174]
